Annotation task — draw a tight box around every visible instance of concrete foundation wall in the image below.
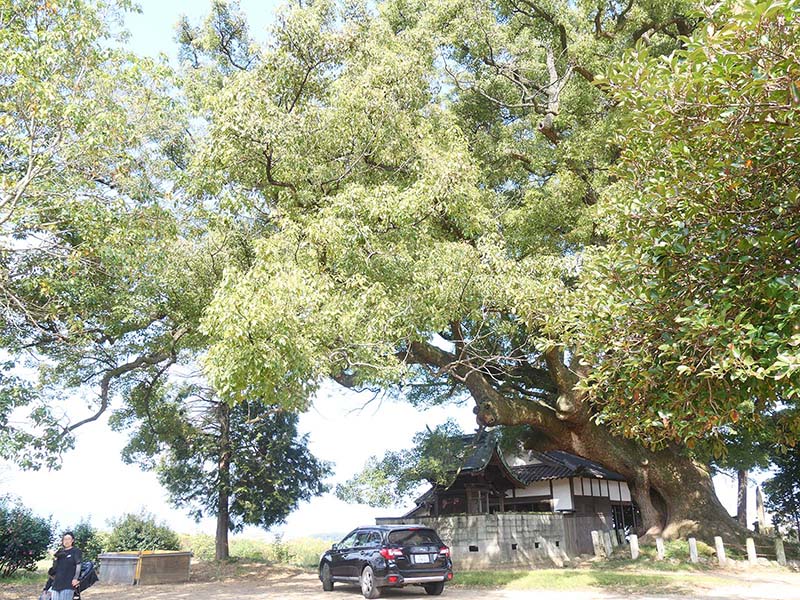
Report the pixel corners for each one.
[376,513,571,570]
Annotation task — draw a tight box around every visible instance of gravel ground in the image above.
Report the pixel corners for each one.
[3,564,800,600]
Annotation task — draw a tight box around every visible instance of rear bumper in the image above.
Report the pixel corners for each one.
[375,570,453,587]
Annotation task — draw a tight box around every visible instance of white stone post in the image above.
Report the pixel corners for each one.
[714,536,726,565]
[591,530,604,557]
[656,537,665,560]
[629,534,639,560]
[746,538,758,565]
[688,537,699,563]
[603,531,613,557]
[775,538,786,566]
[610,530,619,548]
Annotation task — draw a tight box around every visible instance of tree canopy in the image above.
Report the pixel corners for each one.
[187,0,799,538]
[115,384,331,559]
[764,447,800,538]
[2,0,799,542]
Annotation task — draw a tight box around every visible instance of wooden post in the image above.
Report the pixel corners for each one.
[602,530,613,557]
[591,530,604,557]
[688,537,699,563]
[656,537,665,560]
[746,538,758,565]
[629,534,639,560]
[714,536,726,565]
[775,538,786,566]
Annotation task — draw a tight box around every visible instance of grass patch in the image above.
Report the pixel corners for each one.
[0,560,50,586]
[453,568,729,594]
[592,555,712,572]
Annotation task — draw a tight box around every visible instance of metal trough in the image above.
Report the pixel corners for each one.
[98,551,192,585]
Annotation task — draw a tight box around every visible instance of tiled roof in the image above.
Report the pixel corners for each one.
[511,464,574,483]
[460,432,497,472]
[542,450,626,481]
[408,435,628,510]
[445,432,626,485]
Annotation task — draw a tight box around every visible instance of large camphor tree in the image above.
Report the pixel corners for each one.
[192,0,799,540]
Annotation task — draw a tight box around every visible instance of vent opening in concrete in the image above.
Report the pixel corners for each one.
[555,541,560,547]
[511,543,518,550]
[468,545,479,552]
[534,542,540,549]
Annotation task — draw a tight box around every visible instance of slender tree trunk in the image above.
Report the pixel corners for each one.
[215,402,232,561]
[737,469,748,527]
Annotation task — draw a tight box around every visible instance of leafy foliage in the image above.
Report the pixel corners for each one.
[116,388,331,534]
[576,0,800,448]
[64,519,105,563]
[105,512,180,552]
[189,0,692,418]
[0,0,191,468]
[0,496,53,578]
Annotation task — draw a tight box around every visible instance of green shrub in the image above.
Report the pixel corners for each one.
[284,537,333,568]
[0,496,54,578]
[106,512,180,552]
[63,519,104,563]
[267,535,293,563]
[663,539,715,560]
[180,534,216,561]
[230,537,270,561]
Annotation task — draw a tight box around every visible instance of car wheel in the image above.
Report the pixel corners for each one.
[360,565,381,599]
[320,563,334,592]
[424,581,445,595]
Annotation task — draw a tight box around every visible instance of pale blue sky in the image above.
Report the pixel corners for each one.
[124,0,281,60]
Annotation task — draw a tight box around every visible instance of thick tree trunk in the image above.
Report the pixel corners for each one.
[215,402,232,561]
[737,469,748,527]
[529,418,741,541]
[405,341,748,542]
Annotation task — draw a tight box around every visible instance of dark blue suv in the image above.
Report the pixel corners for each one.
[319,524,453,598]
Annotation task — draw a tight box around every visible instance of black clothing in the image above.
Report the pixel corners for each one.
[52,546,82,591]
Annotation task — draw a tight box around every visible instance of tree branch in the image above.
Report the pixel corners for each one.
[66,347,178,434]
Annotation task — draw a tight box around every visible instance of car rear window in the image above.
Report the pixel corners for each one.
[387,529,441,546]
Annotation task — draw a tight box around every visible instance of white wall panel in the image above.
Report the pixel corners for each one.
[514,481,551,498]
[551,479,573,511]
[610,481,621,501]
[620,482,631,502]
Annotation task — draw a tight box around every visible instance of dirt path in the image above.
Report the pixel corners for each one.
[3,564,800,600]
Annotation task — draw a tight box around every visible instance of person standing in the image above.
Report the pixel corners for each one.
[49,532,82,600]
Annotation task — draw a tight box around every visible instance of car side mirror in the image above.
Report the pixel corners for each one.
[331,543,338,551]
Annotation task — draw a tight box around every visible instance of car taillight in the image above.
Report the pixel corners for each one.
[439,547,450,557]
[379,548,404,560]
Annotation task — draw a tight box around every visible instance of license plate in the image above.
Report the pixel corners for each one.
[413,554,431,564]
